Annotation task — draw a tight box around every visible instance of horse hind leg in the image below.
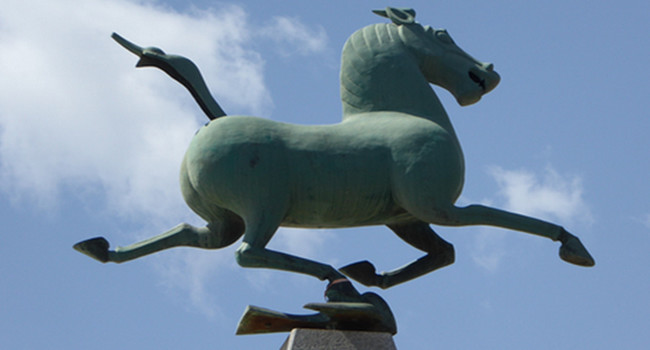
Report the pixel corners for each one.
[340,221,455,289]
[73,215,244,263]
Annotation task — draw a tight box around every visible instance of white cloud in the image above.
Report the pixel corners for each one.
[488,166,593,226]
[0,0,327,221]
[0,0,266,219]
[273,227,328,258]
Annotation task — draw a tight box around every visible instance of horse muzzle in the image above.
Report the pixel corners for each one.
[469,63,500,94]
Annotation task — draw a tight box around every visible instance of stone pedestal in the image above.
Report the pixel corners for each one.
[280,329,397,350]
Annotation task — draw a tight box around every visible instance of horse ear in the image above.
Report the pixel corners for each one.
[372,7,416,25]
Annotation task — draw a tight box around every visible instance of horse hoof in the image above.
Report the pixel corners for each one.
[559,235,595,267]
[339,261,381,287]
[73,237,110,263]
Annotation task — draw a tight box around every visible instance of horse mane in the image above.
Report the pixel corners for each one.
[340,22,437,119]
[342,23,402,62]
[341,23,401,116]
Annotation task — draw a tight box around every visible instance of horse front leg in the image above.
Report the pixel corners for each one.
[340,221,455,289]
[430,204,595,267]
[235,241,345,282]
[233,211,365,302]
[73,218,244,263]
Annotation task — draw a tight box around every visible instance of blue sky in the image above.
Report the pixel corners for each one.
[1,0,648,349]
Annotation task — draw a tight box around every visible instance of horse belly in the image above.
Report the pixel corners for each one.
[282,152,402,228]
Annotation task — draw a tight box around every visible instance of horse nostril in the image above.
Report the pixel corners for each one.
[469,71,486,90]
[469,71,480,83]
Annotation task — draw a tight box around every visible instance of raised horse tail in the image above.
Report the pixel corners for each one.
[112,33,226,120]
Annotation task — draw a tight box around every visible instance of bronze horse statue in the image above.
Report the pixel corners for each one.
[75,8,593,301]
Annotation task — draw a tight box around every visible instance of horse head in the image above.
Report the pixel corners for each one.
[375,7,500,106]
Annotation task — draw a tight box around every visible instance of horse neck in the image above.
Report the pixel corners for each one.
[339,24,456,134]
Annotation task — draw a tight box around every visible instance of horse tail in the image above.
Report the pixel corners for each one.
[111,33,227,120]
[140,53,227,120]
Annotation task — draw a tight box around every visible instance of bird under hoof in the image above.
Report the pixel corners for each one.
[322,278,397,334]
[324,278,363,303]
[73,237,110,263]
[559,233,595,267]
[339,260,384,288]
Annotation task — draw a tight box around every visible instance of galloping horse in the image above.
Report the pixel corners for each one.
[75,8,594,298]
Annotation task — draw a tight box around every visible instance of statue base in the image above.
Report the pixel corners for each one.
[236,300,396,335]
[236,282,397,337]
[280,328,397,350]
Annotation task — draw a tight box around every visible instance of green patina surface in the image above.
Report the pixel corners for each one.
[75,7,594,331]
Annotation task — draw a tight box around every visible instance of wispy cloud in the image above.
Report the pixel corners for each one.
[153,248,235,318]
[643,213,650,230]
[260,17,328,56]
[471,228,507,273]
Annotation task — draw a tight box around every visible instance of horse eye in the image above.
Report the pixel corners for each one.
[436,31,453,44]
